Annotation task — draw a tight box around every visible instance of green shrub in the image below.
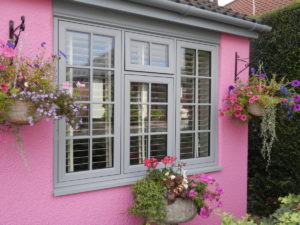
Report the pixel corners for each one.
[248,0,300,216]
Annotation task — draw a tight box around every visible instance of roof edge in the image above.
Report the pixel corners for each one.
[127,0,271,33]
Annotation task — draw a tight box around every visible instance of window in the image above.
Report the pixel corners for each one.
[55,21,218,196]
[125,32,175,74]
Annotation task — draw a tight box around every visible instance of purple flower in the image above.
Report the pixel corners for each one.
[200,207,211,219]
[41,42,46,47]
[215,187,224,195]
[293,95,300,103]
[228,85,235,92]
[188,189,198,198]
[250,68,256,73]
[6,42,15,48]
[291,80,300,87]
[259,73,266,79]
[293,104,300,111]
[34,64,40,68]
[59,50,67,59]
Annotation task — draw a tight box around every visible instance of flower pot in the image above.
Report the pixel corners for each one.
[4,101,42,125]
[247,103,263,117]
[163,198,197,225]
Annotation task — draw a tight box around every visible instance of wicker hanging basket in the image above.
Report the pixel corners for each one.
[4,101,42,125]
[163,198,197,225]
[247,103,264,117]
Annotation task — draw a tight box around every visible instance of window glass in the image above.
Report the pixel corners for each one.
[130,40,150,66]
[151,43,169,67]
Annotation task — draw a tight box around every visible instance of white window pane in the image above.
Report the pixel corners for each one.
[92,104,114,135]
[130,82,149,103]
[130,136,148,165]
[130,40,150,65]
[181,48,196,75]
[151,43,169,67]
[198,133,210,157]
[180,133,195,159]
[93,35,115,68]
[150,134,167,161]
[66,31,90,66]
[130,104,148,133]
[66,139,89,173]
[66,68,90,101]
[93,70,114,102]
[92,137,114,169]
[198,50,211,77]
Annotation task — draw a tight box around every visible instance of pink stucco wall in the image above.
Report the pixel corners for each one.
[0,1,249,224]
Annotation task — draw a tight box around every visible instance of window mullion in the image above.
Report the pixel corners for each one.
[89,33,94,171]
[148,83,151,159]
[194,50,199,158]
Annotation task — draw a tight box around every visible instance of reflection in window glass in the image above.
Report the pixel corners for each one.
[151,43,169,67]
[181,48,196,75]
[92,137,114,169]
[66,68,90,101]
[66,139,89,173]
[92,104,114,135]
[130,104,148,134]
[130,82,149,103]
[93,34,115,68]
[93,70,114,102]
[130,40,150,65]
[130,136,148,165]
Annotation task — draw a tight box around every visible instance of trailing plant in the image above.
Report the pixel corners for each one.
[217,212,257,225]
[248,1,300,216]
[128,156,223,225]
[220,72,300,167]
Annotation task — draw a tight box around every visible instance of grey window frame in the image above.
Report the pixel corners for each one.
[54,18,221,196]
[125,32,175,74]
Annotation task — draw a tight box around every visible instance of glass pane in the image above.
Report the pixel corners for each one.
[66,139,89,173]
[180,105,195,131]
[92,104,114,135]
[151,105,167,132]
[66,31,90,66]
[67,104,89,136]
[181,77,195,103]
[130,136,148,165]
[198,51,211,77]
[66,68,90,101]
[150,134,167,161]
[93,34,114,68]
[130,104,148,133]
[151,83,167,103]
[130,40,150,65]
[198,79,211,103]
[181,48,196,75]
[130,82,149,103]
[199,106,210,130]
[92,137,114,169]
[198,132,210,157]
[180,133,195,159]
[93,70,114,102]
[151,43,169,67]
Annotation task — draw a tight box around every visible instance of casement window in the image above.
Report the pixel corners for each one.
[55,20,218,196]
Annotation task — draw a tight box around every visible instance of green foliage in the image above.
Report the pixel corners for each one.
[128,175,166,225]
[249,1,300,216]
[218,212,257,225]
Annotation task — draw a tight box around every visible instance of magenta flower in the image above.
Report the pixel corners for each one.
[240,115,247,121]
[0,64,7,70]
[200,207,211,218]
[1,82,8,93]
[215,187,224,194]
[234,111,241,118]
[198,173,214,184]
[293,95,300,103]
[291,80,300,87]
[203,193,215,201]
[188,189,198,198]
[293,104,300,111]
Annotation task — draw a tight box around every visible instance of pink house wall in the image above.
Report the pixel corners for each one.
[0,0,250,224]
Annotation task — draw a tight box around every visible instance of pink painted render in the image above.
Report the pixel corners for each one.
[0,0,249,224]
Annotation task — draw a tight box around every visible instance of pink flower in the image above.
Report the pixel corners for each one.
[215,187,224,194]
[234,111,241,118]
[256,85,263,92]
[200,207,211,218]
[246,92,253,97]
[249,96,259,103]
[219,112,225,117]
[224,106,231,111]
[62,81,71,90]
[0,46,17,57]
[143,158,159,169]
[161,156,176,165]
[0,64,7,70]
[198,173,214,184]
[76,81,86,88]
[1,82,8,93]
[217,201,223,208]
[188,189,198,198]
[233,91,240,96]
[234,105,243,111]
[252,95,259,100]
[240,115,247,121]
[280,98,288,103]
[203,193,215,201]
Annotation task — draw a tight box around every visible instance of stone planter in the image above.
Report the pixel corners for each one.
[163,198,197,225]
[247,103,263,117]
[4,101,42,125]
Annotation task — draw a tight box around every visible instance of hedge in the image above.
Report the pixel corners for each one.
[248,0,300,216]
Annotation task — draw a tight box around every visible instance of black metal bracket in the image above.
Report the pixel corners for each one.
[234,52,251,82]
[9,16,25,49]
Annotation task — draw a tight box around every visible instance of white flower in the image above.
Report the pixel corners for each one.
[170,175,176,180]
[165,172,169,176]
[182,169,187,179]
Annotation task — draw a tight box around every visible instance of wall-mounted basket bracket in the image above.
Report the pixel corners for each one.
[9,16,25,49]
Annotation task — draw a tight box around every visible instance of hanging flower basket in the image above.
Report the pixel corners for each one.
[163,198,197,224]
[247,103,264,117]
[4,101,41,125]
